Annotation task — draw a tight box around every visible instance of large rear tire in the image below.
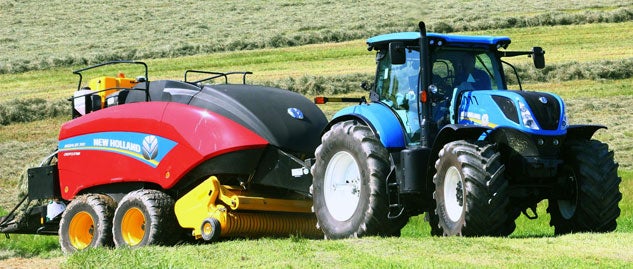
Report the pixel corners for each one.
[432,140,513,236]
[548,139,621,234]
[112,189,178,248]
[59,194,116,254]
[311,120,407,239]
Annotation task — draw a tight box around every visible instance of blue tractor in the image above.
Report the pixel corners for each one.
[310,22,621,237]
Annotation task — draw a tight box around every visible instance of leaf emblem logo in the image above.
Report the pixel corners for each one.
[142,135,159,160]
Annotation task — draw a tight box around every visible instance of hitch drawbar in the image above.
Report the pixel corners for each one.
[314,96,366,104]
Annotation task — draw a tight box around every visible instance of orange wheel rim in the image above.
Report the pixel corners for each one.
[203,222,212,236]
[68,211,95,250]
[121,207,145,246]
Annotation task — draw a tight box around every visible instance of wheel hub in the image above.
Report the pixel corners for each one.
[121,207,146,246]
[558,169,578,220]
[68,211,95,250]
[323,151,361,222]
[444,166,464,222]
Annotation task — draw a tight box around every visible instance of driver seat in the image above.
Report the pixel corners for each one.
[449,69,491,124]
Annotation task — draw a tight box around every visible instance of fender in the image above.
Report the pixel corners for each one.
[430,124,492,163]
[566,124,606,141]
[327,103,407,149]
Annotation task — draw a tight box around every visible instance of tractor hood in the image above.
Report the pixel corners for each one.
[189,84,328,155]
[456,90,567,135]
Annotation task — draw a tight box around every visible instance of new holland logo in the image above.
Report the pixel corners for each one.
[142,135,159,160]
[287,107,304,120]
[539,96,548,104]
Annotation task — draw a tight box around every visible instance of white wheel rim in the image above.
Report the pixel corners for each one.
[444,166,464,222]
[323,151,361,221]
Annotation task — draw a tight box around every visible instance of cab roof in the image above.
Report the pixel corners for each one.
[366,32,511,50]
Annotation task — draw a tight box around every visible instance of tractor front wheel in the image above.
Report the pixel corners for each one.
[311,120,406,239]
[548,139,622,234]
[432,140,513,236]
[58,194,116,254]
[112,189,178,248]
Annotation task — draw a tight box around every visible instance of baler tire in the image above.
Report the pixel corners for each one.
[432,140,513,236]
[59,194,116,254]
[548,139,622,235]
[112,189,178,248]
[200,217,221,242]
[311,120,406,239]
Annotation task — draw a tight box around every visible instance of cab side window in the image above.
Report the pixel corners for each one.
[375,49,422,142]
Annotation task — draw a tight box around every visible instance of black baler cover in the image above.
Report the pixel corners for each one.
[189,84,327,155]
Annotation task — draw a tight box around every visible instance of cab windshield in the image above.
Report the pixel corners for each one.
[374,47,504,143]
[431,48,503,94]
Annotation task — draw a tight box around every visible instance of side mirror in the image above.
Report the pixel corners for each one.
[389,42,406,65]
[532,47,545,69]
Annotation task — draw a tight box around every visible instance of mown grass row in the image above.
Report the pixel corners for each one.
[432,6,633,33]
[510,58,633,83]
[1,58,632,127]
[0,99,67,126]
[3,20,633,104]
[1,1,631,74]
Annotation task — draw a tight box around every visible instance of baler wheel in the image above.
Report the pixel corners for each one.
[58,194,116,254]
[200,217,221,242]
[113,189,178,248]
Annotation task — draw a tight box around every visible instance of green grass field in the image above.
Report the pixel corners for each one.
[2,185,632,268]
[60,232,633,268]
[1,1,633,268]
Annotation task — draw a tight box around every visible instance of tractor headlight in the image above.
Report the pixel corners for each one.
[519,101,540,130]
[560,113,568,130]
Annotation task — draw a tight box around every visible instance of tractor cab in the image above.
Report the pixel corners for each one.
[367,32,544,146]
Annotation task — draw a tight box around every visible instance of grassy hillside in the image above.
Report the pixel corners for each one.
[1,0,632,74]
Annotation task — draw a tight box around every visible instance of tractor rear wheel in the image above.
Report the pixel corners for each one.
[112,189,178,248]
[548,139,622,234]
[59,194,116,254]
[432,140,512,236]
[311,120,407,239]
